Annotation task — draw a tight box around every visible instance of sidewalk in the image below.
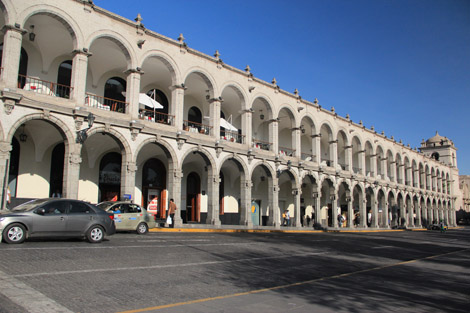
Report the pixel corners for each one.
[148,225,432,233]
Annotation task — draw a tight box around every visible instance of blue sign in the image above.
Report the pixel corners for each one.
[123,194,132,200]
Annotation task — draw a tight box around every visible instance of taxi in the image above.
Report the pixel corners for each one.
[97,201,156,234]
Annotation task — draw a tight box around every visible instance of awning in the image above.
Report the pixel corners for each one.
[139,93,163,109]
[220,118,237,131]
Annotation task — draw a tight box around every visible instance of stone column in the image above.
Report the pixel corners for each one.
[293,128,301,158]
[271,120,279,153]
[242,110,252,146]
[240,179,253,227]
[168,169,183,227]
[293,188,301,227]
[390,161,397,182]
[361,198,367,228]
[313,191,321,228]
[381,157,387,179]
[372,195,379,228]
[384,201,390,228]
[314,135,321,163]
[409,203,415,227]
[359,150,366,176]
[330,141,337,168]
[332,192,339,228]
[125,69,143,119]
[371,154,377,177]
[415,202,421,228]
[209,98,221,139]
[345,146,352,172]
[1,25,25,89]
[170,85,185,128]
[63,151,82,199]
[268,177,280,228]
[0,142,12,209]
[206,174,221,226]
[347,194,354,227]
[71,49,91,105]
[121,161,137,201]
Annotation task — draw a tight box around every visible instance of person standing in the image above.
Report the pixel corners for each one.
[168,198,177,228]
[285,210,290,226]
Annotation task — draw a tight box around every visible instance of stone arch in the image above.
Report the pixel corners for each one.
[180,146,217,173]
[220,81,248,108]
[133,137,178,169]
[7,113,74,144]
[18,4,82,48]
[140,50,181,86]
[86,30,134,66]
[183,67,217,95]
[251,94,275,118]
[219,153,249,178]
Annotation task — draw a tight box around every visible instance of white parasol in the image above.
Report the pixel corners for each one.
[139,93,163,109]
[220,118,237,131]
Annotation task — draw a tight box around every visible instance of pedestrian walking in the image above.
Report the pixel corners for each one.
[168,198,177,228]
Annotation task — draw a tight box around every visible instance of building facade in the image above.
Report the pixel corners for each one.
[0,0,459,228]
[459,176,470,212]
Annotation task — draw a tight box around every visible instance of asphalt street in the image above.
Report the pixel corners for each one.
[0,228,469,313]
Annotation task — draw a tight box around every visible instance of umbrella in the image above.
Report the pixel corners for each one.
[220,118,237,131]
[139,93,163,109]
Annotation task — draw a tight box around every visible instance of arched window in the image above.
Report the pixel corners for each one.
[99,152,121,202]
[431,152,439,161]
[56,60,72,98]
[104,77,126,112]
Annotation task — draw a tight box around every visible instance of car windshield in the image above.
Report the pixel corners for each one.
[96,202,113,210]
[10,199,50,212]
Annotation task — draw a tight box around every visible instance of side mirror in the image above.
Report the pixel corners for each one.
[36,208,46,215]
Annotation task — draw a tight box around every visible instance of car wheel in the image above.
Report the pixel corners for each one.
[3,223,27,244]
[86,225,104,243]
[136,222,149,235]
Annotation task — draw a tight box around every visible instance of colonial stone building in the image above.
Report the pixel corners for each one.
[459,176,470,212]
[0,0,459,228]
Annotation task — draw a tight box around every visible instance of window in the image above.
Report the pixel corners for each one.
[69,202,91,214]
[41,201,68,215]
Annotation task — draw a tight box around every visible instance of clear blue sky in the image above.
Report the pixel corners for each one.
[96,0,470,174]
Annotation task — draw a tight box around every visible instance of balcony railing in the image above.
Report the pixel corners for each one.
[301,153,315,162]
[183,120,211,135]
[85,93,128,113]
[279,146,295,157]
[321,159,331,167]
[18,74,73,99]
[253,139,271,151]
[220,129,244,144]
[139,109,174,125]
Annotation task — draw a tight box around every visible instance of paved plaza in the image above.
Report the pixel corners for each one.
[0,227,468,313]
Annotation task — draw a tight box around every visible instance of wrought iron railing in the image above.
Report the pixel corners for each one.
[279,146,295,157]
[183,120,212,135]
[253,139,271,151]
[220,129,244,143]
[139,109,174,125]
[18,74,73,99]
[85,93,128,113]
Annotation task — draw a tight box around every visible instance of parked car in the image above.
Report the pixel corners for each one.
[427,223,448,231]
[0,199,116,244]
[97,201,156,234]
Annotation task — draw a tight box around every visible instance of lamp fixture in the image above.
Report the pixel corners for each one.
[137,39,145,48]
[29,25,36,42]
[87,112,95,128]
[19,125,27,142]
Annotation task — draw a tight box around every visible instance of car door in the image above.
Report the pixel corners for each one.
[126,204,143,230]
[31,200,68,235]
[111,203,128,230]
[66,201,95,235]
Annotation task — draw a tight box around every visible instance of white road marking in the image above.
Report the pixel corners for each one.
[12,252,325,278]
[0,269,73,313]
